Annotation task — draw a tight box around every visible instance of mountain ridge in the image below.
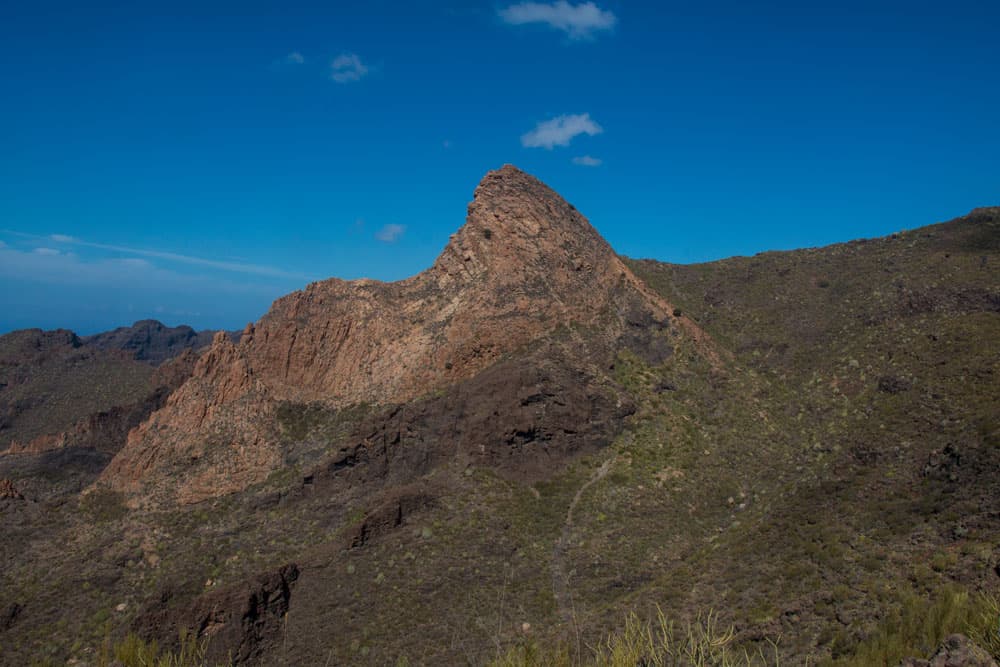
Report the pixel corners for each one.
[97,165,709,506]
[0,170,996,665]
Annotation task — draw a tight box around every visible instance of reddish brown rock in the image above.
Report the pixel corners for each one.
[0,478,24,500]
[99,165,715,505]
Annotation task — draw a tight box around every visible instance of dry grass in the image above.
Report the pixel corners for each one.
[826,587,1000,666]
[489,608,780,666]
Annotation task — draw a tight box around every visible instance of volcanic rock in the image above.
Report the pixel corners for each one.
[0,478,24,500]
[134,563,299,664]
[900,634,998,667]
[99,165,708,505]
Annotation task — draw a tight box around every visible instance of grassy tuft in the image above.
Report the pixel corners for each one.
[92,630,218,667]
[827,586,1000,666]
[489,608,778,666]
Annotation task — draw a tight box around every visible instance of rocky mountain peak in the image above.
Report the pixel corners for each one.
[97,166,695,505]
[431,165,614,289]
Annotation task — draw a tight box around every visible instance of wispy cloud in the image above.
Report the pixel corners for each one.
[521,113,602,149]
[572,155,602,167]
[4,230,309,280]
[0,244,286,296]
[499,1,617,40]
[375,224,406,243]
[270,52,306,69]
[331,53,369,83]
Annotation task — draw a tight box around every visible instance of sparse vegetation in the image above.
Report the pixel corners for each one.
[490,608,779,666]
[2,209,998,664]
[825,586,1000,666]
[93,631,216,667]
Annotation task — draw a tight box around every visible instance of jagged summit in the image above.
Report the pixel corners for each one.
[431,165,615,289]
[98,166,695,505]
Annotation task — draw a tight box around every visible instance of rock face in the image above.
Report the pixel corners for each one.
[134,563,299,665]
[901,634,998,667]
[100,165,700,505]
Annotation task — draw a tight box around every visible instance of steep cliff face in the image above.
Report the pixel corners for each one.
[100,165,698,505]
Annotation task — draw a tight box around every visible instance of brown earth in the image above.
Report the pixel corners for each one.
[0,329,154,454]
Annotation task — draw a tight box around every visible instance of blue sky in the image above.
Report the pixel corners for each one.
[2,0,998,334]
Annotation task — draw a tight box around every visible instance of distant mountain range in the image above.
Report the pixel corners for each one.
[0,167,997,666]
[83,319,239,366]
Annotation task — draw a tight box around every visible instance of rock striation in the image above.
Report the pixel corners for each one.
[99,165,705,505]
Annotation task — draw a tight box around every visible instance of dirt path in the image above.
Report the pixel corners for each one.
[551,455,617,625]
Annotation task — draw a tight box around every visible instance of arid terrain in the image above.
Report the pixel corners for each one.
[1,167,998,666]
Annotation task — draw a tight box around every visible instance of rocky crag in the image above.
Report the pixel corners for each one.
[99,165,706,505]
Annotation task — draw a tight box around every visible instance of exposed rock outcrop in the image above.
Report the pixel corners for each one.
[100,165,710,505]
[901,634,998,667]
[135,563,299,665]
[0,478,24,500]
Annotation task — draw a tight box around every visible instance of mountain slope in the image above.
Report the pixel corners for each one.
[0,173,996,666]
[622,206,1000,660]
[0,329,154,455]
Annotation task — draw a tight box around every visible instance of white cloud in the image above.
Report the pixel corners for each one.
[572,155,602,166]
[270,52,306,69]
[499,1,617,40]
[0,244,290,295]
[50,234,76,242]
[521,113,602,149]
[331,53,369,83]
[2,230,310,280]
[375,224,406,243]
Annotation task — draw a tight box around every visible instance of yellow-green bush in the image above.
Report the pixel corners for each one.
[489,608,778,667]
[93,630,215,667]
[828,586,1000,666]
